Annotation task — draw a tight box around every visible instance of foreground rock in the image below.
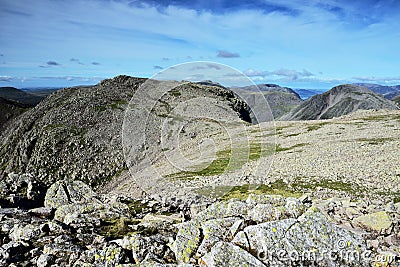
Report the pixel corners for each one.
[1,178,399,266]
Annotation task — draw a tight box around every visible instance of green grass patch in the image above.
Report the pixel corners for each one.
[166,142,275,180]
[219,181,303,200]
[361,115,388,121]
[275,143,308,152]
[307,122,329,132]
[356,137,394,145]
[43,123,64,131]
[284,133,301,137]
[292,178,364,196]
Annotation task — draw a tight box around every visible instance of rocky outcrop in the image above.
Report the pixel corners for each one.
[284,84,399,120]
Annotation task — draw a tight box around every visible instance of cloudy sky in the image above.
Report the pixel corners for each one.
[1,0,400,89]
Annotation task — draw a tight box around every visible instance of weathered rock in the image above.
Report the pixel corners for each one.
[93,243,124,266]
[200,241,265,267]
[114,233,175,264]
[284,197,305,218]
[233,207,370,266]
[44,180,96,209]
[36,253,55,267]
[354,211,393,234]
[170,220,201,263]
[248,203,280,223]
[196,217,238,257]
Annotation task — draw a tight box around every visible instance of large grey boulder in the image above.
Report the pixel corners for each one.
[232,206,370,266]
[44,180,96,209]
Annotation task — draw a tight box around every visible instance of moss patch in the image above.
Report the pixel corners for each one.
[97,218,137,239]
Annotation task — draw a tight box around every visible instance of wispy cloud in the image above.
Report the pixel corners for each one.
[353,76,400,83]
[38,61,61,68]
[0,76,13,82]
[47,61,61,66]
[217,50,240,58]
[1,0,399,88]
[153,65,163,70]
[2,8,32,17]
[190,63,222,70]
[244,68,314,81]
[70,58,84,65]
[91,62,100,66]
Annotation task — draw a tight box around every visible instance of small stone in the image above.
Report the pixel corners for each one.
[28,207,53,218]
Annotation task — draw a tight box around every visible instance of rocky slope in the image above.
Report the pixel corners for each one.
[0,87,44,106]
[355,83,400,99]
[0,97,29,132]
[284,84,399,120]
[393,95,400,106]
[232,84,303,121]
[0,76,250,190]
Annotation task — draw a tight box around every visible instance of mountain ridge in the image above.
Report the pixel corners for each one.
[283,84,399,120]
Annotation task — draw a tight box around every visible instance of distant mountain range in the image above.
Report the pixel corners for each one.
[1,81,399,128]
[0,87,46,106]
[283,84,399,120]
[0,97,30,131]
[354,83,400,99]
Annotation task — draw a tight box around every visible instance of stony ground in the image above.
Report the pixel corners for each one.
[1,109,400,266]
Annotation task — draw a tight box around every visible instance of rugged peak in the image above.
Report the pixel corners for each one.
[329,84,373,94]
[98,75,146,87]
[284,84,399,120]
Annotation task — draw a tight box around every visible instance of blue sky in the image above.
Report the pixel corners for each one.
[0,0,400,89]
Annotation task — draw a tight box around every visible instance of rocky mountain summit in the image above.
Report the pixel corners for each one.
[284,84,399,120]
